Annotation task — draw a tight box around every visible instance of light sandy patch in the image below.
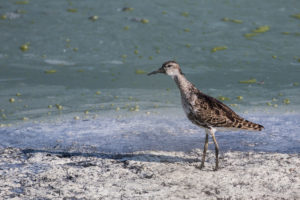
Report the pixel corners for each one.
[0,148,299,200]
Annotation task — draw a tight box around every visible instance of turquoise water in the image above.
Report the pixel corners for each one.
[0,1,299,152]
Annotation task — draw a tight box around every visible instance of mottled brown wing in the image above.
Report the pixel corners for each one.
[191,92,243,128]
[190,91,264,130]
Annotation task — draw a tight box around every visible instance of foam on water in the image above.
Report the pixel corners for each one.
[44,59,75,66]
[1,112,299,154]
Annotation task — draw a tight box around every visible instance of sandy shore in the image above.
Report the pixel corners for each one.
[0,147,299,200]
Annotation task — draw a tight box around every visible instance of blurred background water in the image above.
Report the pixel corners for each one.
[0,0,299,152]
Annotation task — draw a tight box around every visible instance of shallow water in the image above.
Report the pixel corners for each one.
[0,112,299,154]
[0,1,299,152]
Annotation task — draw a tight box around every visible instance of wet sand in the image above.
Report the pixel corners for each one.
[0,147,299,199]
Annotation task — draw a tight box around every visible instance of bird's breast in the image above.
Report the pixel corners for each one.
[180,96,193,116]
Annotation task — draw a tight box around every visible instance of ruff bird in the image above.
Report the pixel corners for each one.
[148,61,263,170]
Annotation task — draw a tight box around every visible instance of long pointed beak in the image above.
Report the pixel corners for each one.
[147,68,164,76]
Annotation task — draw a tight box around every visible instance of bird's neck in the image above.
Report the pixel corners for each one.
[172,74,194,98]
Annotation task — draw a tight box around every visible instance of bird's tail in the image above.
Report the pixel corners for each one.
[236,119,264,131]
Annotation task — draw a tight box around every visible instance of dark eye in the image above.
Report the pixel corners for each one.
[167,65,171,68]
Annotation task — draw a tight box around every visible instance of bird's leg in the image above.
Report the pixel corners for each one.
[199,131,209,169]
[210,129,219,171]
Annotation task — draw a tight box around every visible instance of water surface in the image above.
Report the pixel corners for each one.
[0,0,299,152]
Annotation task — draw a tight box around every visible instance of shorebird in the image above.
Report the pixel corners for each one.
[148,61,264,170]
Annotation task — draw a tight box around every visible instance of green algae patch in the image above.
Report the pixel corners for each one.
[244,33,258,38]
[123,26,129,30]
[2,114,7,120]
[122,7,134,12]
[95,91,101,95]
[283,98,290,105]
[291,13,300,19]
[140,19,149,24]
[67,8,78,13]
[231,19,243,24]
[20,43,30,52]
[181,12,189,17]
[9,98,15,103]
[183,28,190,32]
[16,9,27,14]
[217,96,230,101]
[244,26,270,38]
[1,15,7,20]
[211,46,227,53]
[44,70,57,74]
[135,69,146,74]
[239,79,256,84]
[15,1,29,4]
[55,104,63,110]
[237,96,243,100]
[253,26,270,33]
[129,105,140,112]
[89,16,98,21]
[222,17,243,24]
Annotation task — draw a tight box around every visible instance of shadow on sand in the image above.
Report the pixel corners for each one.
[21,148,199,164]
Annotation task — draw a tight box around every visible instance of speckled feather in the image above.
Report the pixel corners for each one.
[171,62,264,131]
[186,88,263,131]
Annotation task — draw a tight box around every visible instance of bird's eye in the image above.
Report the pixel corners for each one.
[167,65,171,68]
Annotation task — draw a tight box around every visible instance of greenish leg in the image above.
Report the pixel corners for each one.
[211,130,219,171]
[199,132,209,169]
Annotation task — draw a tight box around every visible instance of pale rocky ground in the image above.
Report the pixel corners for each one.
[0,147,299,200]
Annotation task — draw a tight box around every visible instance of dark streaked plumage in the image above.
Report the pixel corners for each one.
[148,61,264,170]
[184,87,263,131]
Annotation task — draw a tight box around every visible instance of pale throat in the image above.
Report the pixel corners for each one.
[172,73,193,98]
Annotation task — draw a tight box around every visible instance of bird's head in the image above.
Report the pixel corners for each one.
[148,61,183,77]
